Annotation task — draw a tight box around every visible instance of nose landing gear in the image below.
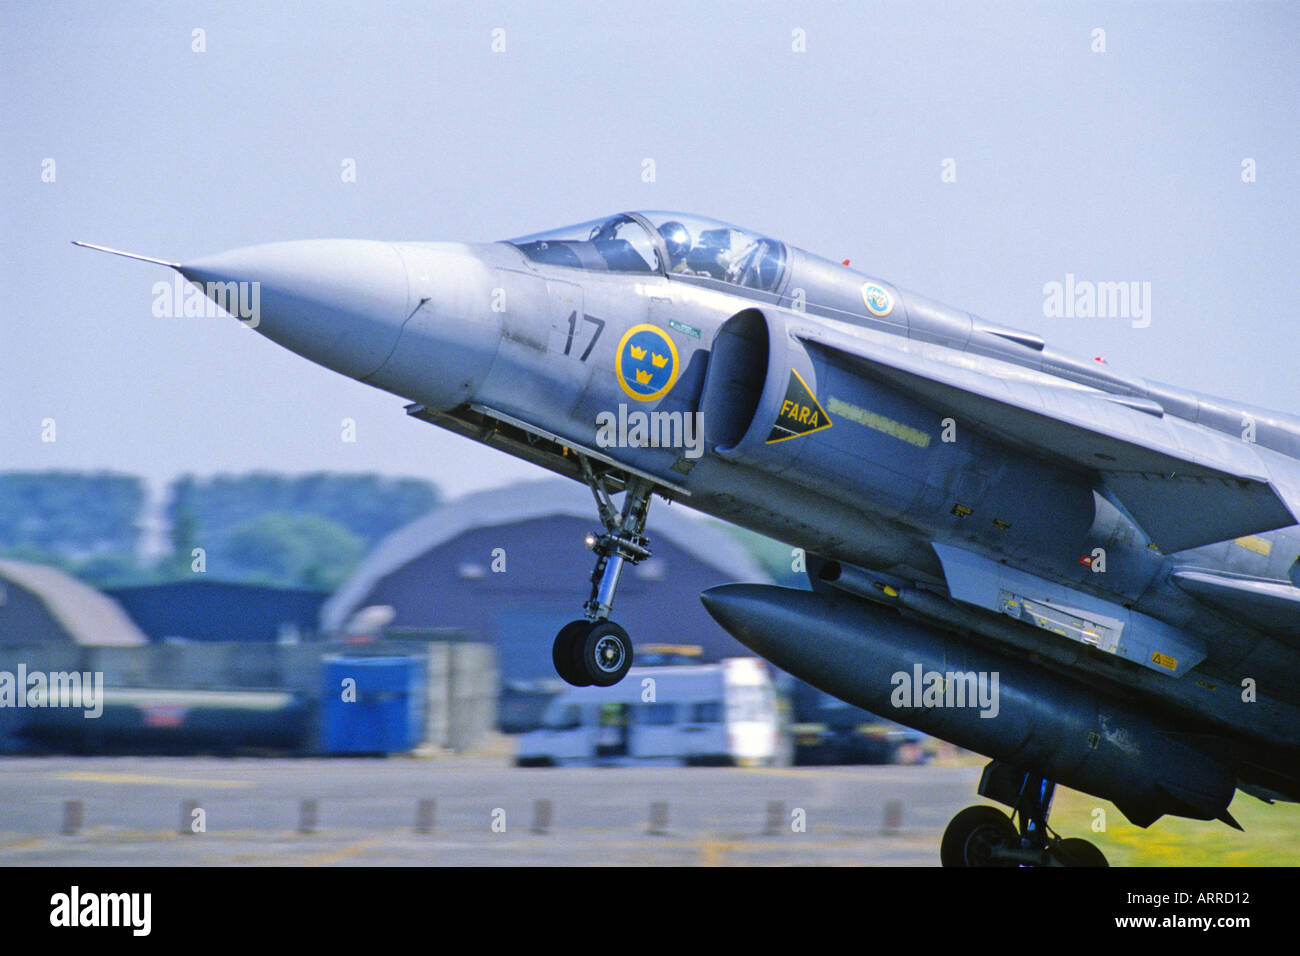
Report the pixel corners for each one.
[940,761,1109,867]
[552,462,655,687]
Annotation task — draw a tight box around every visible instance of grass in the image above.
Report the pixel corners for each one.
[1050,785,1300,866]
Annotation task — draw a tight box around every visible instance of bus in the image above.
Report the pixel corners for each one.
[515,657,779,767]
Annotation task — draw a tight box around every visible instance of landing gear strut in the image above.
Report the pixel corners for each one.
[940,761,1108,867]
[551,462,653,687]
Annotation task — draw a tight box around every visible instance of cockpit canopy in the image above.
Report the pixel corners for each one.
[509,211,788,293]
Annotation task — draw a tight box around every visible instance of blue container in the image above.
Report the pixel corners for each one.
[321,656,423,754]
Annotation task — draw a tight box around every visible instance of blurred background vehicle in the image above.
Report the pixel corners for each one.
[516,656,779,767]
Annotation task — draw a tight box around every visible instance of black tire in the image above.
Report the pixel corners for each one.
[1056,837,1109,867]
[577,620,633,687]
[552,620,594,687]
[940,805,1018,867]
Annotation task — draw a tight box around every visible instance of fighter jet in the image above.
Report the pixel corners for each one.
[76,210,1300,866]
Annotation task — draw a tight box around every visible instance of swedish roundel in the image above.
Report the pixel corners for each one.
[616,324,679,402]
[861,281,894,317]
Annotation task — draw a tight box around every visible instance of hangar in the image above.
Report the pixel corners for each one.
[0,558,146,647]
[107,580,328,644]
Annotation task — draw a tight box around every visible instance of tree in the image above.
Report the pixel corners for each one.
[216,512,366,590]
[0,471,145,558]
[164,472,439,548]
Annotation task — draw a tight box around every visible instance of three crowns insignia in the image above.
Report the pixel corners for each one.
[629,344,669,371]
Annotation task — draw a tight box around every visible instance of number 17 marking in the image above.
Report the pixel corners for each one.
[563,311,606,361]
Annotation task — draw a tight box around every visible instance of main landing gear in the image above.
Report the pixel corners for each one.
[551,463,654,687]
[940,761,1108,867]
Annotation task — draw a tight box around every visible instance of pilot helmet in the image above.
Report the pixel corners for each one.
[658,221,691,263]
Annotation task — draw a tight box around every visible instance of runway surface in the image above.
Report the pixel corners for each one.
[0,754,985,866]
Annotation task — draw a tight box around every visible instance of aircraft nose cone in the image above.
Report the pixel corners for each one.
[180,240,410,380]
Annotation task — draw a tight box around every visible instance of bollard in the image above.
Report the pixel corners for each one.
[298,798,318,835]
[415,798,436,834]
[61,800,83,836]
[648,800,669,836]
[882,799,903,835]
[765,800,784,836]
[180,798,199,836]
[531,798,553,834]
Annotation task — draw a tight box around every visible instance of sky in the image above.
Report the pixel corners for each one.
[3,1,1298,512]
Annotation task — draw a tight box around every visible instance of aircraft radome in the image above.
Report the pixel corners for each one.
[77,210,1300,866]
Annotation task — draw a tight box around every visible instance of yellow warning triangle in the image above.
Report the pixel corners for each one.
[766,368,833,443]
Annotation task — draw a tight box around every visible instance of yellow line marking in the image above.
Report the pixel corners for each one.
[735,766,867,778]
[53,771,253,789]
[826,395,930,448]
[0,838,49,851]
[302,839,380,867]
[697,837,728,866]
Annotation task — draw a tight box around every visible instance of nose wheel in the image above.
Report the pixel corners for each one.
[553,619,634,687]
[552,463,655,687]
[552,620,595,687]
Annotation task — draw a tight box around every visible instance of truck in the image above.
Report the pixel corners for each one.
[515,657,779,767]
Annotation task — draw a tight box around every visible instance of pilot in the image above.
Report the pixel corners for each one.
[657,221,694,274]
[688,227,736,281]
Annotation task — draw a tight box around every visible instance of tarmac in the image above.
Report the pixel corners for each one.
[0,752,984,866]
